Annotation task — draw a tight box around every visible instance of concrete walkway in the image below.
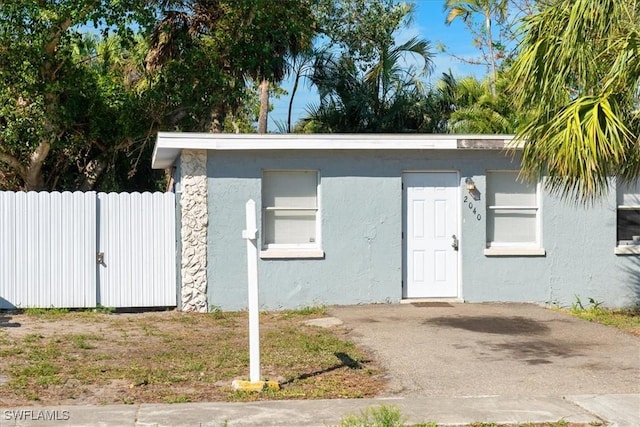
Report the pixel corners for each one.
[0,394,638,426]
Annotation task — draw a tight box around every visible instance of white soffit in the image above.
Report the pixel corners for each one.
[152,132,516,169]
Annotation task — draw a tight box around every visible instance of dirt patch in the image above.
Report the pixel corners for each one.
[0,310,384,406]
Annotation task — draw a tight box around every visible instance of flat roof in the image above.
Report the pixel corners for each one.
[152,132,517,169]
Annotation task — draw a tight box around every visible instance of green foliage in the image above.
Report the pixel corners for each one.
[565,296,640,336]
[571,296,604,312]
[208,305,228,319]
[0,1,161,191]
[314,0,412,67]
[437,73,522,134]
[509,0,640,202]
[444,0,509,89]
[0,0,316,188]
[283,305,328,317]
[566,305,640,336]
[92,304,115,314]
[164,395,192,404]
[233,0,317,82]
[71,334,100,350]
[148,0,317,133]
[2,310,382,403]
[338,405,404,427]
[22,307,70,317]
[299,4,434,133]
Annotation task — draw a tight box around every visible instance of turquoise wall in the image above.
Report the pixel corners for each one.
[203,149,639,310]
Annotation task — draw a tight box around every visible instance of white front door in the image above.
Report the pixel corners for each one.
[403,172,459,298]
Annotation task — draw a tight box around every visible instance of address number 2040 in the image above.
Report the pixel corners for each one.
[463,195,482,221]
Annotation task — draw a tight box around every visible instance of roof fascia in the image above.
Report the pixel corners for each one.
[152,132,518,169]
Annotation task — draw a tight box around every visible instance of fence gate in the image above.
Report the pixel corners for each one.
[0,191,176,309]
[97,192,176,307]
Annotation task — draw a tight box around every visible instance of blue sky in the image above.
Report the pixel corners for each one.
[268,0,489,131]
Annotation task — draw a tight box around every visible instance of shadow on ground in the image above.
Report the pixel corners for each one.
[423,315,549,335]
[486,339,584,364]
[0,315,20,328]
[280,352,368,386]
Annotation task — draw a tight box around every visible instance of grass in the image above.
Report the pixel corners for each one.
[338,405,405,427]
[570,307,640,335]
[0,309,383,406]
[563,297,640,336]
[22,307,70,317]
[463,423,582,427]
[280,305,328,318]
[336,405,593,427]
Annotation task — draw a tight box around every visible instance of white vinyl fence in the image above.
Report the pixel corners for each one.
[0,191,176,309]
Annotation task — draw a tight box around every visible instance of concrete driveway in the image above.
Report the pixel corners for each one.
[327,303,640,398]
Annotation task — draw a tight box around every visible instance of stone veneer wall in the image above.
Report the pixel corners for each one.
[179,150,208,312]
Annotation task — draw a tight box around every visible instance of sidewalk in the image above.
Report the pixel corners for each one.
[1,394,638,426]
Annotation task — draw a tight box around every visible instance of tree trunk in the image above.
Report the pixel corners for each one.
[79,158,107,191]
[486,12,497,96]
[24,141,51,191]
[258,78,269,134]
[288,73,302,133]
[0,151,27,185]
[209,105,226,133]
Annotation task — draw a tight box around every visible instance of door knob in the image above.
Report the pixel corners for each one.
[451,234,459,251]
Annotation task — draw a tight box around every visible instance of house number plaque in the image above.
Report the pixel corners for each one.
[463,195,482,221]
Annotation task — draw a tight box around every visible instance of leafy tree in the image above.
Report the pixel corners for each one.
[249,0,316,134]
[509,0,640,202]
[314,0,413,66]
[0,0,319,189]
[298,1,433,133]
[147,0,316,134]
[0,0,156,191]
[301,38,432,133]
[68,34,166,191]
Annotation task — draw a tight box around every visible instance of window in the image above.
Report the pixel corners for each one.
[616,179,640,250]
[261,170,323,258]
[485,171,544,256]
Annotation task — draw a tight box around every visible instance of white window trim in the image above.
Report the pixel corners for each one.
[484,247,546,256]
[259,248,325,259]
[260,169,323,259]
[614,245,640,255]
[485,170,545,256]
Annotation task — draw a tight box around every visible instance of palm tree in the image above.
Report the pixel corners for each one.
[302,55,374,132]
[284,47,321,133]
[145,4,236,132]
[364,36,432,117]
[444,0,508,94]
[146,0,315,133]
[508,0,640,202]
[301,36,433,133]
[439,75,517,134]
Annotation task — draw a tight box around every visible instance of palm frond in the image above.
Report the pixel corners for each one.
[519,95,634,202]
[509,0,640,202]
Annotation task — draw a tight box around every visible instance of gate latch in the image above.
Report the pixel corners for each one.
[96,252,105,265]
